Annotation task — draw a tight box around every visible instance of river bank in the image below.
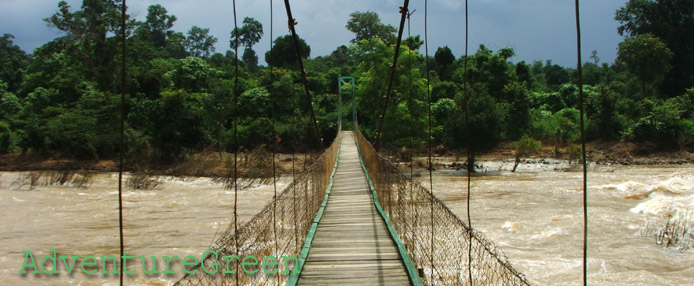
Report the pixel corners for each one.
[2,140,693,176]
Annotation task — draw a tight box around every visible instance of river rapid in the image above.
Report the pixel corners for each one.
[1,164,693,285]
[416,161,694,285]
[0,172,285,285]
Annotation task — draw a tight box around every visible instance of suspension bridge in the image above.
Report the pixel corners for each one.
[174,123,531,286]
[112,0,589,285]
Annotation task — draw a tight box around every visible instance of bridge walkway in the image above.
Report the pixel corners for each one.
[297,131,411,285]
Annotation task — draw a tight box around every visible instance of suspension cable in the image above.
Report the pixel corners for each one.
[282,0,321,148]
[118,1,126,285]
[424,0,435,283]
[574,0,588,285]
[374,0,410,151]
[232,0,240,284]
[463,0,473,284]
[406,8,415,257]
[269,0,280,283]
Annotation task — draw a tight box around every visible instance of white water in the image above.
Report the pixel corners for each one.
[0,172,284,285]
[1,165,693,285]
[417,163,694,285]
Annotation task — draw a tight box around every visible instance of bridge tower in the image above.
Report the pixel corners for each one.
[337,74,355,129]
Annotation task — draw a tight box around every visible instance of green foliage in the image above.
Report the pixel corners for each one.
[230,17,263,50]
[510,135,542,158]
[148,90,215,161]
[554,108,581,145]
[528,109,559,143]
[435,46,455,81]
[264,35,310,69]
[616,0,694,96]
[0,120,14,154]
[0,34,29,93]
[239,87,270,118]
[185,26,217,58]
[346,11,396,45]
[3,5,692,162]
[632,98,688,149]
[167,57,220,92]
[141,4,177,49]
[566,144,582,163]
[618,34,673,97]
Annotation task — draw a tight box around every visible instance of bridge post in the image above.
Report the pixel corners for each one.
[338,75,356,130]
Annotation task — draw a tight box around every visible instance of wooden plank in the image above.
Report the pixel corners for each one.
[297,132,411,286]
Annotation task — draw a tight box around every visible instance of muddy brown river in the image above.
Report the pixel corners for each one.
[1,163,693,285]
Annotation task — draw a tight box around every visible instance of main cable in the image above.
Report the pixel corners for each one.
[282,0,322,149]
[374,0,410,151]
[574,0,588,285]
[118,1,127,285]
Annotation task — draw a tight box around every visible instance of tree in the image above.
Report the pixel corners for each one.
[265,35,310,69]
[346,11,396,45]
[443,84,502,172]
[544,63,569,87]
[230,17,263,50]
[510,135,542,172]
[44,0,130,89]
[515,61,534,89]
[185,26,217,58]
[242,49,259,71]
[142,4,177,49]
[435,46,455,81]
[167,57,219,92]
[616,0,694,96]
[0,34,29,93]
[617,33,673,98]
[404,35,423,51]
[231,17,263,71]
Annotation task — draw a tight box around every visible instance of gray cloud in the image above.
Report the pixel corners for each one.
[1,0,627,67]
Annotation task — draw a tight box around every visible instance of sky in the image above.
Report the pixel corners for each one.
[0,0,629,67]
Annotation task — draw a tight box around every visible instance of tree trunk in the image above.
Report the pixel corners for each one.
[467,154,476,173]
[641,79,646,99]
[512,155,520,173]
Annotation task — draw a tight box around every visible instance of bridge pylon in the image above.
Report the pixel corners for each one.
[338,74,356,130]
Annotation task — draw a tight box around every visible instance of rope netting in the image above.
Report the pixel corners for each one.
[174,129,339,286]
[354,124,530,286]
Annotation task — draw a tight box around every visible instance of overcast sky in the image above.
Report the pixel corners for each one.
[1,0,628,67]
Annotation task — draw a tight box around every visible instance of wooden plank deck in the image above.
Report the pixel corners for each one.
[297,131,411,285]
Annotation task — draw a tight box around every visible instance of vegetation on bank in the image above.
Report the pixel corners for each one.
[1,0,693,169]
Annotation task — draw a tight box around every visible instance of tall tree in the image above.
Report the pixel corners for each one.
[142,4,177,49]
[185,26,217,58]
[0,34,29,93]
[617,33,673,98]
[346,11,397,45]
[231,17,263,71]
[404,35,423,51]
[264,35,310,69]
[435,46,455,81]
[616,0,694,96]
[44,0,130,89]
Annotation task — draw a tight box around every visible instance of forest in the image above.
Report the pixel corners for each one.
[1,0,693,166]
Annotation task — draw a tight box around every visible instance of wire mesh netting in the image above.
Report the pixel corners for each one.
[175,129,340,286]
[354,125,530,286]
